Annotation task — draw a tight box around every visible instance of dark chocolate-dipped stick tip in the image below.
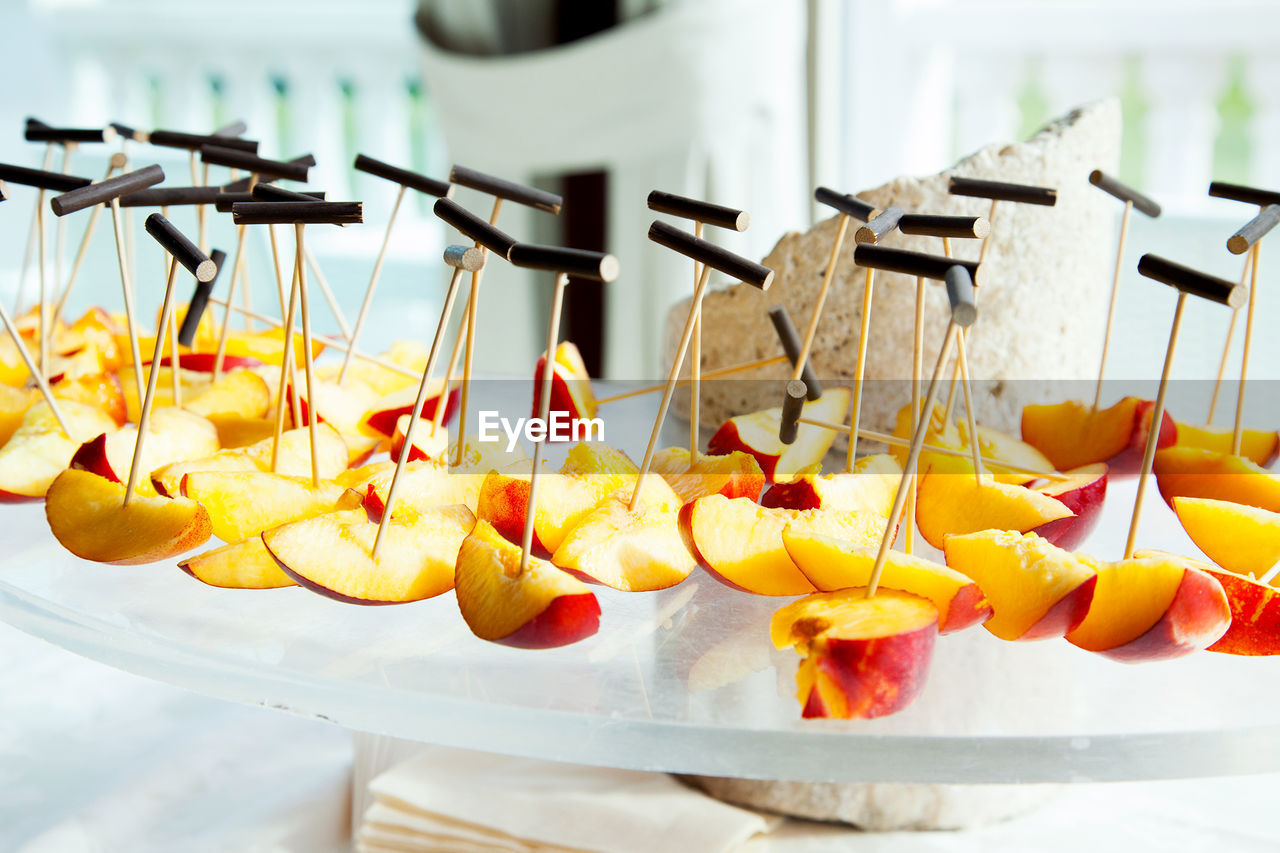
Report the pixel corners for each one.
[767,305,822,399]
[945,266,977,327]
[448,164,562,214]
[178,248,224,347]
[813,186,879,222]
[200,144,308,181]
[145,213,216,282]
[231,201,362,226]
[1137,253,1244,308]
[854,243,982,285]
[1088,170,1161,218]
[1227,204,1280,254]
[1208,181,1280,208]
[444,244,485,272]
[354,153,452,198]
[49,163,163,216]
[779,380,808,445]
[646,190,749,231]
[0,162,93,194]
[896,214,990,239]
[854,206,905,244]
[507,243,619,283]
[949,176,1057,206]
[433,197,517,257]
[647,220,772,289]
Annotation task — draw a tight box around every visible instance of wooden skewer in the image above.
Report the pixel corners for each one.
[955,331,984,485]
[1232,242,1260,456]
[906,274,926,556]
[15,143,55,314]
[690,221,704,461]
[630,221,772,511]
[212,175,257,381]
[522,271,570,572]
[595,354,789,404]
[269,258,301,473]
[35,186,50,379]
[1125,254,1244,559]
[53,154,127,321]
[373,244,480,558]
[294,223,320,487]
[267,224,289,323]
[434,323,466,436]
[455,198,502,468]
[338,185,407,382]
[866,265,976,597]
[0,298,71,437]
[111,198,146,405]
[1094,199,1133,410]
[1206,253,1251,425]
[53,143,74,313]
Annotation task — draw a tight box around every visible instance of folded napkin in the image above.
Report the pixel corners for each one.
[356,746,778,853]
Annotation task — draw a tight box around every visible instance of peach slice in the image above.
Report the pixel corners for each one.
[1028,463,1109,550]
[0,384,34,446]
[69,408,221,495]
[771,588,938,720]
[680,493,894,596]
[455,519,601,648]
[208,415,277,449]
[357,379,457,438]
[0,401,119,499]
[476,442,639,554]
[782,527,991,633]
[153,353,264,374]
[1065,550,1230,662]
[45,468,211,565]
[760,453,900,511]
[1173,496,1280,575]
[178,536,296,590]
[184,369,271,420]
[707,385,851,483]
[890,404,1048,485]
[150,424,350,497]
[390,413,450,464]
[943,530,1097,641]
[1173,422,1280,468]
[52,372,128,427]
[532,340,598,422]
[287,373,382,464]
[651,447,765,505]
[222,327,324,367]
[1194,562,1280,656]
[119,366,210,421]
[356,460,484,518]
[1154,447,1280,512]
[551,477,693,591]
[915,457,1074,550]
[182,470,346,542]
[263,504,474,604]
[1021,397,1175,473]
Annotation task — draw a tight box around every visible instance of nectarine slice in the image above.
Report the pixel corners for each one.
[357,379,454,438]
[455,519,600,648]
[1154,447,1280,512]
[1065,551,1230,662]
[0,400,119,499]
[1173,422,1280,468]
[915,458,1074,550]
[651,447,765,505]
[1195,562,1280,656]
[182,471,346,542]
[358,460,484,518]
[782,528,991,633]
[707,386,851,483]
[771,588,938,720]
[179,536,296,590]
[1173,497,1280,575]
[184,369,271,421]
[1029,463,1108,550]
[70,408,220,495]
[1021,397,1174,472]
[151,423,350,497]
[761,453,900,511]
[390,413,449,463]
[533,340,598,423]
[263,504,474,604]
[46,468,211,564]
[943,530,1096,641]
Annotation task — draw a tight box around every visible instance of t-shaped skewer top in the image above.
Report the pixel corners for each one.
[152,129,257,153]
[945,265,978,327]
[647,220,773,289]
[1227,205,1280,255]
[814,186,879,221]
[897,214,990,239]
[0,162,92,193]
[507,243,620,282]
[768,306,823,400]
[355,154,453,198]
[444,244,485,272]
[1137,254,1246,308]
[449,164,563,214]
[853,243,981,286]
[231,201,363,226]
[854,206,905,244]
[25,124,115,145]
[200,145,309,182]
[145,213,217,282]
[949,176,1057,206]
[778,379,808,445]
[119,186,225,208]
[646,190,749,231]
[1089,170,1161,218]
[49,164,164,216]
[433,197,519,258]
[1209,181,1280,208]
[178,248,227,346]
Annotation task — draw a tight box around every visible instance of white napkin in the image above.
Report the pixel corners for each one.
[357,746,778,853]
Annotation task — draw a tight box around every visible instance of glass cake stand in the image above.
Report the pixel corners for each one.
[3,382,1280,785]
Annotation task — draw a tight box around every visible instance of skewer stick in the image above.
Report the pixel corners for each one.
[1124,254,1244,558]
[373,244,481,558]
[339,184,406,382]
[125,215,215,506]
[1226,204,1280,455]
[54,144,74,307]
[955,332,983,484]
[212,211,253,380]
[507,244,619,572]
[303,247,352,340]
[691,221,704,459]
[434,325,466,436]
[866,266,976,597]
[295,224,320,487]
[907,274,925,555]
[0,298,70,437]
[268,224,288,320]
[36,187,50,377]
[630,221,773,511]
[1207,253,1251,424]
[594,354,788,405]
[269,258,301,473]
[16,143,55,313]
[53,153,127,321]
[456,198,500,467]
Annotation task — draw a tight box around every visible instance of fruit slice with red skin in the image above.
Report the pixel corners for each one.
[1028,463,1108,550]
[771,588,938,720]
[153,353,264,373]
[0,401,119,499]
[651,447,765,505]
[1173,496,1280,575]
[150,423,349,497]
[708,386,851,483]
[943,530,1097,641]
[1065,550,1230,662]
[761,453,900,511]
[46,468,211,565]
[680,493,895,596]
[358,460,484,518]
[179,536,296,589]
[69,408,221,495]
[476,443,639,553]
[52,372,127,426]
[119,366,211,421]
[263,504,474,604]
[357,380,457,438]
[891,404,1051,485]
[1154,447,1280,512]
[182,470,346,542]
[532,341,598,422]
[551,477,693,591]
[390,414,450,463]
[915,457,1074,550]
[1192,560,1280,656]
[782,527,991,633]
[455,519,600,648]
[1174,422,1280,468]
[1021,397,1175,473]
[183,369,271,421]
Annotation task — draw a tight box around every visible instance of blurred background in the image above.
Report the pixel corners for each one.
[3,0,1280,849]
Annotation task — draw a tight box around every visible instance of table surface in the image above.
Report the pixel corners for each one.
[3,380,1280,785]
